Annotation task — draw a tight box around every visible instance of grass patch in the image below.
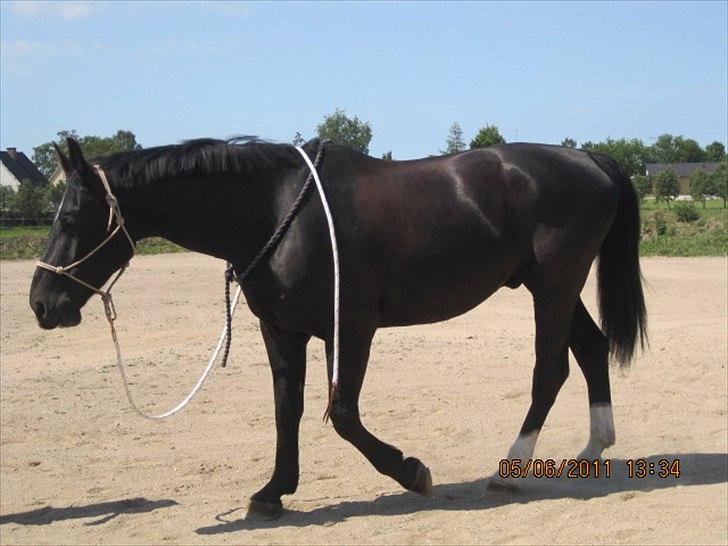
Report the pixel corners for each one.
[639,200,727,256]
[0,226,184,260]
[136,238,186,256]
[0,225,52,239]
[640,228,727,256]
[641,198,725,217]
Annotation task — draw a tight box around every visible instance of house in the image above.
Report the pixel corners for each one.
[0,147,48,190]
[48,166,67,188]
[645,162,720,195]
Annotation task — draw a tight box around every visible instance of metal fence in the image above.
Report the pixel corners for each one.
[0,217,54,227]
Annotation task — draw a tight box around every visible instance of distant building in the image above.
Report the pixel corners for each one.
[645,162,720,195]
[0,147,48,190]
[48,166,67,188]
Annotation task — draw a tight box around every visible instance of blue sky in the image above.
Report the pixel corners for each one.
[1,1,726,159]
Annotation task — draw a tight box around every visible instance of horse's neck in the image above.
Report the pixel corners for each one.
[123,172,284,264]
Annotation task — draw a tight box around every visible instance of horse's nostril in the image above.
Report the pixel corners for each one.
[33,301,46,319]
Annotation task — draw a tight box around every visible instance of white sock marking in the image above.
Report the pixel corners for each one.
[578,403,615,459]
[491,430,540,486]
[507,430,540,462]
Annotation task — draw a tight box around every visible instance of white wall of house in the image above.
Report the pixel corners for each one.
[49,168,66,187]
[0,162,19,190]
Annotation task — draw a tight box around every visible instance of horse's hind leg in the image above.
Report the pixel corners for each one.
[327,326,432,496]
[249,320,310,519]
[570,298,615,459]
[494,268,586,487]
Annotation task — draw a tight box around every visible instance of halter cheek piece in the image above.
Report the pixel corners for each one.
[35,166,136,326]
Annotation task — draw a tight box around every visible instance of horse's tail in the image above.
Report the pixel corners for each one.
[590,153,647,367]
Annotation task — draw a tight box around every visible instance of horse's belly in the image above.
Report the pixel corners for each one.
[378,255,511,326]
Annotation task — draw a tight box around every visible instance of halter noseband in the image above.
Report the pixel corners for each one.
[35,166,136,324]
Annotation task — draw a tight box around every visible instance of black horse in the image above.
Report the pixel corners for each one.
[30,136,646,517]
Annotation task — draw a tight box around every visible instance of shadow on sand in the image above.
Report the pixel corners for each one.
[0,497,178,527]
[196,452,727,534]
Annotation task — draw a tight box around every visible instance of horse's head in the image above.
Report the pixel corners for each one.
[29,138,135,329]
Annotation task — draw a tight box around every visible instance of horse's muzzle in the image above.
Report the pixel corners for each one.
[32,297,82,329]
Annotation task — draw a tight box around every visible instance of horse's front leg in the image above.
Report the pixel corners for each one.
[248,320,310,519]
[328,323,433,497]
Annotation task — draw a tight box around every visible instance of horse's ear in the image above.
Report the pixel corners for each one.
[303,137,322,154]
[66,137,92,176]
[66,137,105,199]
[52,142,72,175]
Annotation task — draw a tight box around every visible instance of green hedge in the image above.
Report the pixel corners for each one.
[0,229,184,260]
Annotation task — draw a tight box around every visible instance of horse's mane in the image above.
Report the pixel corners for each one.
[96,136,306,189]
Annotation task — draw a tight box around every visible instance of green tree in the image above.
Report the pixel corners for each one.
[580,138,649,177]
[0,185,16,218]
[381,151,394,160]
[316,108,372,154]
[32,129,142,178]
[675,137,705,162]
[470,125,506,149]
[654,169,679,208]
[649,134,680,164]
[648,133,707,164]
[14,179,47,222]
[441,122,466,154]
[292,132,305,147]
[631,173,652,201]
[689,169,712,208]
[32,130,78,178]
[705,141,726,162]
[561,137,577,148]
[46,180,67,212]
[712,159,727,208]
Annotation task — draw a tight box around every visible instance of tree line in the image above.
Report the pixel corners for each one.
[0,181,64,224]
[314,113,727,207]
[633,163,727,208]
[314,113,726,177]
[1,130,141,224]
[2,111,726,223]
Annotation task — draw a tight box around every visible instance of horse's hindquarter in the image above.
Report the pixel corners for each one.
[349,152,528,326]
[342,145,619,327]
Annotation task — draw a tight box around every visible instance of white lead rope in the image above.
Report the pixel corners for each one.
[295,146,340,413]
[112,285,243,420]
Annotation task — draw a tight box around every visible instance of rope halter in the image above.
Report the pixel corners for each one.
[35,166,136,332]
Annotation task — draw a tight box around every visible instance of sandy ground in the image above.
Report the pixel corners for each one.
[0,254,726,545]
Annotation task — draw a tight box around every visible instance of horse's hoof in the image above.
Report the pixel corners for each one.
[487,476,521,493]
[247,499,283,520]
[412,461,433,497]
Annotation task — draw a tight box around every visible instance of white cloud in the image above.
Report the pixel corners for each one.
[56,1,93,20]
[9,1,94,20]
[0,40,57,56]
[9,1,44,17]
[0,39,82,58]
[130,1,249,16]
